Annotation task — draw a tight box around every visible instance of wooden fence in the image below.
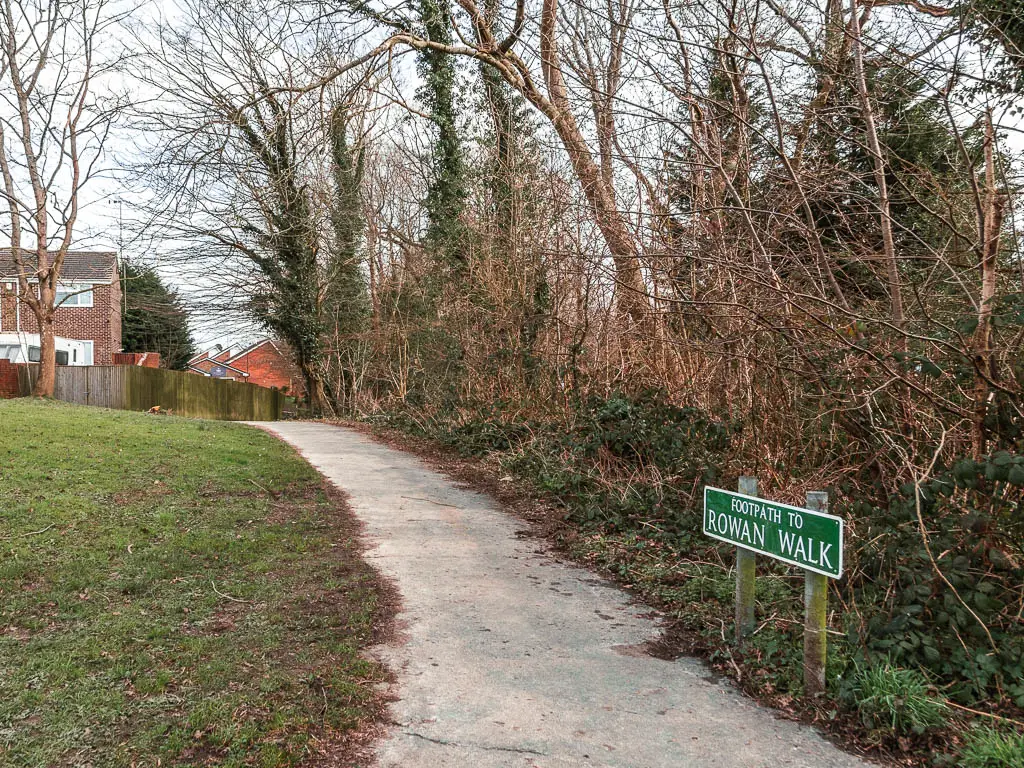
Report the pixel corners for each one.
[17,365,283,421]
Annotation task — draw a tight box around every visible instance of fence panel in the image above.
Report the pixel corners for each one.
[14,364,282,420]
[54,367,87,405]
[88,366,118,409]
[16,364,35,395]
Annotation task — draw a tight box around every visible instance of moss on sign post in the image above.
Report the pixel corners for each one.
[735,476,758,644]
[803,491,829,696]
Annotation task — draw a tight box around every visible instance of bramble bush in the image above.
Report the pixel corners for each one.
[847,454,1024,708]
[502,392,730,536]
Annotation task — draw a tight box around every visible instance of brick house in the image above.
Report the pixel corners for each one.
[187,339,304,397]
[0,249,122,366]
[188,345,235,376]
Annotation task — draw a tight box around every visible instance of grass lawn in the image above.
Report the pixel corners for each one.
[0,399,390,767]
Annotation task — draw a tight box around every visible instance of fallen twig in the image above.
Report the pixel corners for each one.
[211,580,250,604]
[944,700,1024,728]
[718,619,743,680]
[0,523,55,541]
[751,612,779,636]
[249,479,277,497]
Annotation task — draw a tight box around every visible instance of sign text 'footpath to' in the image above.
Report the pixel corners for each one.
[703,487,843,578]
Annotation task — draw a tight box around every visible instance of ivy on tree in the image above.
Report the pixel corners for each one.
[327,106,370,410]
[417,0,467,276]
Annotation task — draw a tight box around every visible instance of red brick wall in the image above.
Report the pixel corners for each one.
[186,351,208,372]
[0,359,23,398]
[231,342,304,397]
[0,277,122,364]
[112,352,161,368]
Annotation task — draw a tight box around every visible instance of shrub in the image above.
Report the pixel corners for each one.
[842,660,947,735]
[958,726,1024,768]
[851,456,1024,707]
[571,391,730,482]
[528,392,729,535]
[378,397,1024,720]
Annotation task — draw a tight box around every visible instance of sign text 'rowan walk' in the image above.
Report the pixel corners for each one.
[703,487,843,579]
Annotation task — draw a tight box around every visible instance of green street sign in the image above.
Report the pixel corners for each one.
[703,486,843,579]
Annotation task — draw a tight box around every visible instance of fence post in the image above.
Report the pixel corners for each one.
[804,490,829,696]
[735,475,758,644]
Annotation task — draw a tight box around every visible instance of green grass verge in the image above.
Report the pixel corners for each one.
[959,726,1024,767]
[0,399,389,767]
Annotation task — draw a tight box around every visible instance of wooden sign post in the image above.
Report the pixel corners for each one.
[803,491,829,696]
[703,484,842,697]
[735,476,758,644]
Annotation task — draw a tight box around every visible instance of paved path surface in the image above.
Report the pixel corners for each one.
[254,421,872,768]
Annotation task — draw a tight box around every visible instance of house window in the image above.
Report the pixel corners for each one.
[55,283,94,307]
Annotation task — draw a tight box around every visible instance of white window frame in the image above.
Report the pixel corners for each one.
[55,282,94,308]
[81,341,94,366]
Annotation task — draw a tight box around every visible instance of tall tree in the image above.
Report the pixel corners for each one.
[349,0,652,326]
[0,0,127,395]
[120,262,195,370]
[326,107,370,411]
[238,88,332,414]
[131,0,375,415]
[417,0,468,276]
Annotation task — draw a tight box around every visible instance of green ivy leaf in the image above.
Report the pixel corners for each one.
[1007,464,1024,486]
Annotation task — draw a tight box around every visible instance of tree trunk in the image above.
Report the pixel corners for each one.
[850,0,904,327]
[341,364,356,415]
[972,113,1003,460]
[537,0,647,327]
[300,357,335,419]
[33,315,57,397]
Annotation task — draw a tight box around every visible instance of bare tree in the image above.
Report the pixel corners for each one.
[135,0,1023,467]
[335,0,654,328]
[0,0,127,396]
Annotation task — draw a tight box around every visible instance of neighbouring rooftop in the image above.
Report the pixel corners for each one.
[0,248,117,282]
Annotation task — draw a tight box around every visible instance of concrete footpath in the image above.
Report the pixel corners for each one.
[254,421,873,768]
